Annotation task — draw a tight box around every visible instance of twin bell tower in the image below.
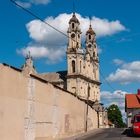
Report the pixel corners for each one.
[66,13,101,102]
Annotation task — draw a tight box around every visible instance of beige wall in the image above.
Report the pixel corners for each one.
[0,64,98,140]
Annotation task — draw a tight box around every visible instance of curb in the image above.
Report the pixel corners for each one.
[60,128,105,140]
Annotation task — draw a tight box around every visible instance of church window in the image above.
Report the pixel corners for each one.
[72,23,75,29]
[89,35,91,40]
[88,44,91,48]
[71,33,75,38]
[78,34,80,38]
[88,86,90,97]
[93,52,95,57]
[72,60,75,73]
[80,61,82,73]
[72,87,76,93]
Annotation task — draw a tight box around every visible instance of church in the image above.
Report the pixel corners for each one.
[35,12,100,102]
[0,13,108,140]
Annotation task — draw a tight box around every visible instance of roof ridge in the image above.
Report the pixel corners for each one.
[136,95,140,104]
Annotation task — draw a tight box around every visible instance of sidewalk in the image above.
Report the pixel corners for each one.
[60,128,105,140]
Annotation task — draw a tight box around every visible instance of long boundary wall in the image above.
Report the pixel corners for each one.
[0,64,98,140]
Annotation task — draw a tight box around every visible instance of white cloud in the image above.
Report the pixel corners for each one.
[15,1,31,8]
[97,46,102,54]
[17,46,48,58]
[17,45,66,64]
[31,0,50,5]
[101,90,126,101]
[101,90,127,120]
[18,13,126,64]
[26,13,126,43]
[122,61,140,71]
[90,17,126,37]
[107,61,140,84]
[113,59,124,65]
[16,0,50,8]
[26,13,70,45]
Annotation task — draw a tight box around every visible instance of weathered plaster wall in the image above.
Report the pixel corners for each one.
[0,64,98,140]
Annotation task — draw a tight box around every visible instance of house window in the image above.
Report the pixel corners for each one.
[72,60,75,73]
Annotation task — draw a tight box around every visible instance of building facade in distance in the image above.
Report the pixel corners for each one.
[125,90,140,127]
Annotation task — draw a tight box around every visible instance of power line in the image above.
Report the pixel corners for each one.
[73,0,76,14]
[99,69,117,91]
[10,0,84,48]
[90,54,117,91]
[10,0,118,92]
[10,0,68,38]
[11,0,140,48]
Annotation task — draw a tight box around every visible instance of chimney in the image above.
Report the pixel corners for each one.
[137,89,140,95]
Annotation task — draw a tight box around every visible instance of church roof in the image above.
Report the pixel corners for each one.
[69,13,80,24]
[38,70,67,83]
[86,25,95,35]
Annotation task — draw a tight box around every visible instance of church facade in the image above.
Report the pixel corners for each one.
[66,13,100,102]
[0,13,108,140]
[38,13,101,103]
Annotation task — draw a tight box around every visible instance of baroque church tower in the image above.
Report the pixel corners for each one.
[67,13,101,102]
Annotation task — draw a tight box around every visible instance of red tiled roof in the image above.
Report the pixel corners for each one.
[125,94,140,108]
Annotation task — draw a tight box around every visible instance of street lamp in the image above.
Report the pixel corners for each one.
[109,108,116,128]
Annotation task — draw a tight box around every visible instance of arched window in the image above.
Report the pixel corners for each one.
[72,23,75,29]
[93,52,95,57]
[89,35,91,40]
[80,61,82,73]
[72,60,75,73]
[87,85,90,97]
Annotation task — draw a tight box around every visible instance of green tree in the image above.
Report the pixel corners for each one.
[107,104,125,128]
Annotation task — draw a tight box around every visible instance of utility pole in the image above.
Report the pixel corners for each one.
[85,83,90,132]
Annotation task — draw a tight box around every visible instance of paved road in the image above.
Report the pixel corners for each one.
[77,128,140,140]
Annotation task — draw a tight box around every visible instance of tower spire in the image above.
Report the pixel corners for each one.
[26,51,32,59]
[89,16,92,27]
[73,0,75,14]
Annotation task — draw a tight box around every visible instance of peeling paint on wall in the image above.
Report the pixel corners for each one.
[52,88,60,138]
[24,78,35,140]
[65,114,70,132]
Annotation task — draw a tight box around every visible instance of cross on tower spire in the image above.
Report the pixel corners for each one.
[73,0,75,14]
[26,51,32,60]
[89,16,92,27]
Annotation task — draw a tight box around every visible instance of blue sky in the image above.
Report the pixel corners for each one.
[1,0,140,118]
